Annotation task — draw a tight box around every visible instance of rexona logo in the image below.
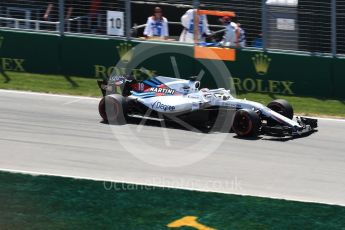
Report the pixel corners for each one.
[252,53,271,75]
[232,53,295,95]
[151,101,176,112]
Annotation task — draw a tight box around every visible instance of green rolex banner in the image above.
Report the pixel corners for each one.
[0,36,4,49]
[0,30,59,74]
[0,29,344,99]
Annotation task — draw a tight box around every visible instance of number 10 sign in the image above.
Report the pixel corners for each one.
[107,11,124,36]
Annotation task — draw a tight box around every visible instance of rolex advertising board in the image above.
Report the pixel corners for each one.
[0,29,344,99]
[61,37,208,86]
[225,50,334,97]
[333,57,345,99]
[0,30,59,74]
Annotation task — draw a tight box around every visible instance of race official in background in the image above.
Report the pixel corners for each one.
[237,23,246,47]
[220,16,240,47]
[143,7,169,40]
[179,9,211,43]
[43,0,74,22]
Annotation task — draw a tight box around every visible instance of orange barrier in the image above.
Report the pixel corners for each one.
[197,10,236,17]
[194,46,236,61]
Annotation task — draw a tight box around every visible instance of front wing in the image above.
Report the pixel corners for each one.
[262,117,318,137]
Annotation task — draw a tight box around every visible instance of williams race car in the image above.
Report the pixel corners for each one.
[98,75,317,137]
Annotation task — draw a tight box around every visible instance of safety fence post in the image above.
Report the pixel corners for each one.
[59,0,65,36]
[261,0,268,51]
[125,0,132,40]
[331,0,337,57]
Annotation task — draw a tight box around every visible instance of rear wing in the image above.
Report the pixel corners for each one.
[97,75,136,97]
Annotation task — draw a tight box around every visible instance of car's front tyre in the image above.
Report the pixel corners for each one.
[232,109,261,137]
[267,99,294,120]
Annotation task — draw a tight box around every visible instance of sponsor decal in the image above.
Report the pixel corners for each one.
[203,93,213,100]
[149,87,176,95]
[224,101,238,108]
[151,101,176,112]
[191,102,200,111]
[187,94,200,99]
[109,75,126,86]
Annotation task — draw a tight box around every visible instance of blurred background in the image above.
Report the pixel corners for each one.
[0,0,344,55]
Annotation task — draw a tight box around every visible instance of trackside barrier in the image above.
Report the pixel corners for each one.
[0,30,59,74]
[0,29,343,99]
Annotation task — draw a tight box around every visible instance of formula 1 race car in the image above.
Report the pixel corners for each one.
[98,75,317,138]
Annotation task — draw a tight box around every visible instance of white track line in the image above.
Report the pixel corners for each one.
[0,167,343,207]
[313,117,345,122]
[0,89,344,122]
[0,89,100,100]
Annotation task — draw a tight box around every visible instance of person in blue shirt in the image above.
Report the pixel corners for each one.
[143,7,169,40]
[253,33,263,48]
[179,9,211,43]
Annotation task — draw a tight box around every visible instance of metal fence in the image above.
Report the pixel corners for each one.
[0,0,128,36]
[0,0,343,56]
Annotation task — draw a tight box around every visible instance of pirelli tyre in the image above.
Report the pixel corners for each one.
[267,99,294,120]
[232,109,261,137]
[99,94,128,125]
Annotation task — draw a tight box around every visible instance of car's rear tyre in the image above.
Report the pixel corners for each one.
[267,99,294,120]
[232,109,261,137]
[99,97,107,121]
[99,94,127,125]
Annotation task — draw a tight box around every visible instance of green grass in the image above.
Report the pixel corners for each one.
[238,93,345,118]
[0,171,344,230]
[1,71,345,117]
[0,71,101,97]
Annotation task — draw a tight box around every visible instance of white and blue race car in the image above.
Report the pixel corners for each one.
[98,75,317,138]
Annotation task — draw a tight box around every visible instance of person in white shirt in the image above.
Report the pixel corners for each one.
[143,7,169,40]
[237,23,246,47]
[220,16,240,47]
[179,9,211,43]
